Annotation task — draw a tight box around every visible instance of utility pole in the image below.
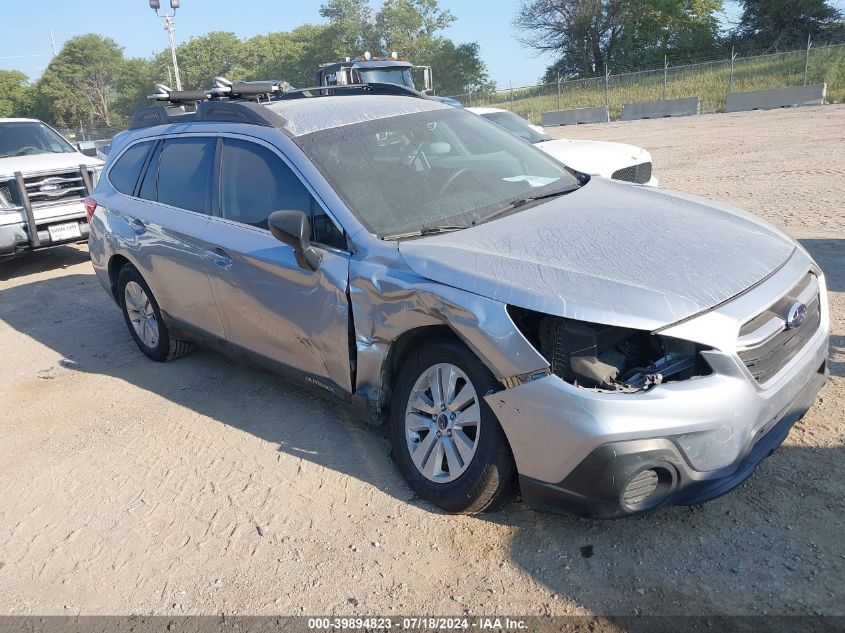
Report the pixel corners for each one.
[149,0,183,91]
[49,28,57,56]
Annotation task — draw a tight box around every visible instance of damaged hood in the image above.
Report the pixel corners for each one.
[398,179,796,331]
[534,138,649,179]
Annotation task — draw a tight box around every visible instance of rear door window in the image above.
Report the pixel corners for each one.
[108,141,153,195]
[156,138,216,214]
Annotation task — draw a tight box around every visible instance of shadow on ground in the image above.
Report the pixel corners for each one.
[800,239,844,293]
[0,245,90,281]
[0,247,843,615]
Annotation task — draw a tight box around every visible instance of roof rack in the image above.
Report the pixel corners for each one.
[131,77,431,130]
[147,78,294,104]
[129,100,287,130]
[274,83,431,101]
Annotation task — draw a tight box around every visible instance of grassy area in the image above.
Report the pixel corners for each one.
[457,44,845,123]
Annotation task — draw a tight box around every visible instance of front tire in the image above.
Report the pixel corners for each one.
[390,338,516,513]
[117,264,193,362]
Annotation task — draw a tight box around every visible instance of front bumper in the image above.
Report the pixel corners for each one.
[0,205,89,258]
[515,360,827,518]
[486,252,830,518]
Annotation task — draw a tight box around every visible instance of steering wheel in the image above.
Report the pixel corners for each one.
[439,168,474,196]
[16,146,40,156]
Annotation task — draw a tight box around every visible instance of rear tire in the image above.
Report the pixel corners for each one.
[389,338,516,514]
[117,264,193,362]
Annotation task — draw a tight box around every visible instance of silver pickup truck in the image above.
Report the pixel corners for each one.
[0,118,103,260]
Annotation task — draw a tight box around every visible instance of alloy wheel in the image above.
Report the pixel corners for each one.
[124,280,159,349]
[404,362,481,483]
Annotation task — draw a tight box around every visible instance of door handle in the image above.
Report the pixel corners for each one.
[127,218,146,234]
[205,247,233,269]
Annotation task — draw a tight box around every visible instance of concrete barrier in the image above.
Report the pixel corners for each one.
[620,97,700,121]
[725,84,826,113]
[542,106,609,126]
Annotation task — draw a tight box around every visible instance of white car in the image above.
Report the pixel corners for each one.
[467,107,657,187]
[0,118,103,260]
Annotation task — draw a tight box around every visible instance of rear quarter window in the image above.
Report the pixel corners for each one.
[108,142,153,195]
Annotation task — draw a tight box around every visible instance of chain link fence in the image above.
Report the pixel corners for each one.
[451,38,845,124]
[54,123,125,145]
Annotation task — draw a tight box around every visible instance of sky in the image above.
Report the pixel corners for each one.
[1,0,843,91]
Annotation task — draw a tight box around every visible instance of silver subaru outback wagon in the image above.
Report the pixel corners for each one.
[87,87,829,518]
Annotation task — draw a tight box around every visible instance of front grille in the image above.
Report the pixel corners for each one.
[737,273,821,385]
[23,170,87,207]
[611,162,652,184]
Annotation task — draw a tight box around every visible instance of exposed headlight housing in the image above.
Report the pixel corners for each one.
[508,307,712,392]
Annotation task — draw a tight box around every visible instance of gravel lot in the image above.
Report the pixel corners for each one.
[0,105,843,617]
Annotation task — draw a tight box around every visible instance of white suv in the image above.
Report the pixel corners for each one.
[0,118,103,260]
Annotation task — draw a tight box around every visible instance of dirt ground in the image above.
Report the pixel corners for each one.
[0,105,843,617]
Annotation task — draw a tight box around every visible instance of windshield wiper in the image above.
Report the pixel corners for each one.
[473,186,580,226]
[382,225,467,241]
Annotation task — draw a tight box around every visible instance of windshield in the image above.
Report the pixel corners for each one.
[295,107,579,238]
[0,122,76,158]
[358,67,415,89]
[480,111,550,143]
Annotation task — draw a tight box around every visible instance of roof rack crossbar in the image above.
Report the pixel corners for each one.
[131,77,430,131]
[129,101,287,131]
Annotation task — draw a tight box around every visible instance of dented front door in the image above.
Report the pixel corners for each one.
[203,217,352,395]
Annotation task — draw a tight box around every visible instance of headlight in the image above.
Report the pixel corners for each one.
[508,307,712,392]
[0,179,22,212]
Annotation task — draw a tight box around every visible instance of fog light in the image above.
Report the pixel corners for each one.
[622,469,659,507]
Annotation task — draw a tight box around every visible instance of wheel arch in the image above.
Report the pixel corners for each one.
[108,254,133,302]
[377,325,459,414]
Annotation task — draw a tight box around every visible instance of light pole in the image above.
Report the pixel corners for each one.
[149,0,182,91]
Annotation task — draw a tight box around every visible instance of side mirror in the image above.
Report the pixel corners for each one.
[268,210,321,271]
[77,142,98,158]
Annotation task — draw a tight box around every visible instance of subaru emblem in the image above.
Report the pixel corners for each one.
[786,302,807,329]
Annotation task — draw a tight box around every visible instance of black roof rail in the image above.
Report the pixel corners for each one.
[130,78,428,130]
[274,82,432,101]
[129,100,287,131]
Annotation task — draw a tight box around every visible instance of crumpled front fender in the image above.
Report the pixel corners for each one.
[349,256,548,413]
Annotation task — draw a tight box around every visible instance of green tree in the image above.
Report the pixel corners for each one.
[155,31,248,89]
[516,0,724,80]
[33,35,125,127]
[319,0,376,56]
[615,0,722,69]
[374,0,456,57]
[113,57,156,121]
[0,70,32,118]
[416,40,496,94]
[242,24,345,86]
[318,0,492,94]
[735,0,843,50]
